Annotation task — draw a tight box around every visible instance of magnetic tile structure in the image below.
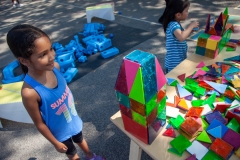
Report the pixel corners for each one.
[195,8,233,59]
[115,50,167,144]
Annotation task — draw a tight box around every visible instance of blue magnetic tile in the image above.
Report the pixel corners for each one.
[115,90,130,108]
[208,126,222,138]
[205,111,227,124]
[206,119,228,137]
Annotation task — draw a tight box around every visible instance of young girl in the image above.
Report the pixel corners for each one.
[160,0,199,73]
[6,24,104,160]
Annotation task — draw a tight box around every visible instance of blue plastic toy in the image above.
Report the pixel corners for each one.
[63,68,78,83]
[78,56,87,63]
[109,33,114,39]
[2,60,25,84]
[56,53,76,73]
[101,47,119,59]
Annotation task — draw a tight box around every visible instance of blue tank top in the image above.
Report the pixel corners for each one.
[24,68,82,142]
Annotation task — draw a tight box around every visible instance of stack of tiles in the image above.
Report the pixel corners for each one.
[115,50,167,144]
[195,7,232,59]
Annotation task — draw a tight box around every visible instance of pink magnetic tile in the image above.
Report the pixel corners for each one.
[124,59,140,94]
[214,49,219,58]
[209,35,221,41]
[155,57,167,91]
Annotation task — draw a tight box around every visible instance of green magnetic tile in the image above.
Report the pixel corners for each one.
[201,118,209,130]
[202,66,210,71]
[146,94,157,116]
[169,115,185,129]
[217,96,225,102]
[226,47,235,51]
[185,78,198,86]
[158,96,166,114]
[157,106,166,120]
[167,148,183,157]
[184,85,195,93]
[199,33,211,39]
[196,130,212,143]
[132,110,147,126]
[192,100,204,107]
[170,134,192,154]
[227,118,240,133]
[202,150,223,160]
[202,93,216,109]
[195,87,206,96]
[170,80,179,87]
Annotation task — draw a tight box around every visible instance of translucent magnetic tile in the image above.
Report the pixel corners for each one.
[227,118,240,133]
[191,100,204,107]
[157,89,165,103]
[125,50,154,65]
[115,62,128,95]
[180,117,201,137]
[209,138,234,159]
[206,119,228,137]
[169,115,185,129]
[185,107,204,118]
[157,106,166,120]
[205,111,227,124]
[158,96,166,113]
[170,134,192,154]
[222,128,240,150]
[168,148,183,156]
[115,91,130,108]
[130,98,146,116]
[132,110,147,126]
[186,140,209,160]
[146,94,157,116]
[202,150,223,160]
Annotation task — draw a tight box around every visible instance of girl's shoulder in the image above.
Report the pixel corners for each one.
[168,21,180,27]
[21,82,40,102]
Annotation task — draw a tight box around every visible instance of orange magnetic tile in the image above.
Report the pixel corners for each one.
[157,89,165,103]
[199,81,214,90]
[222,64,231,75]
[237,90,240,97]
[130,98,146,116]
[185,107,204,118]
[180,117,201,137]
[224,89,235,99]
[174,95,181,107]
[166,102,175,107]
[210,138,234,160]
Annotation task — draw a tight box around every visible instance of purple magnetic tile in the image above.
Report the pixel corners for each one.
[206,119,228,137]
[185,95,193,101]
[186,154,196,160]
[222,129,240,150]
[205,111,227,124]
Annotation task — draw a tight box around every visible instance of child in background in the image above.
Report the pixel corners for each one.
[12,0,23,8]
[160,0,199,73]
[7,24,104,160]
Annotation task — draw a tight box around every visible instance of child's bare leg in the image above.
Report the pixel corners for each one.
[67,154,80,160]
[76,138,93,158]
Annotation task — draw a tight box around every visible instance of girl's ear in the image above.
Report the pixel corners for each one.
[18,57,29,66]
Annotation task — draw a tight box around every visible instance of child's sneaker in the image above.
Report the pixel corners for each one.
[86,153,105,160]
[17,4,24,7]
[12,4,17,8]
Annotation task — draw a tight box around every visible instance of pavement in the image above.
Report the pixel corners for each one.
[0,0,239,159]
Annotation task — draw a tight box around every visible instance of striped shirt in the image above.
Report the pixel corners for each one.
[165,21,187,72]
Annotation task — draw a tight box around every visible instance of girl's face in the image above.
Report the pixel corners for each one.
[28,36,55,72]
[176,5,190,21]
